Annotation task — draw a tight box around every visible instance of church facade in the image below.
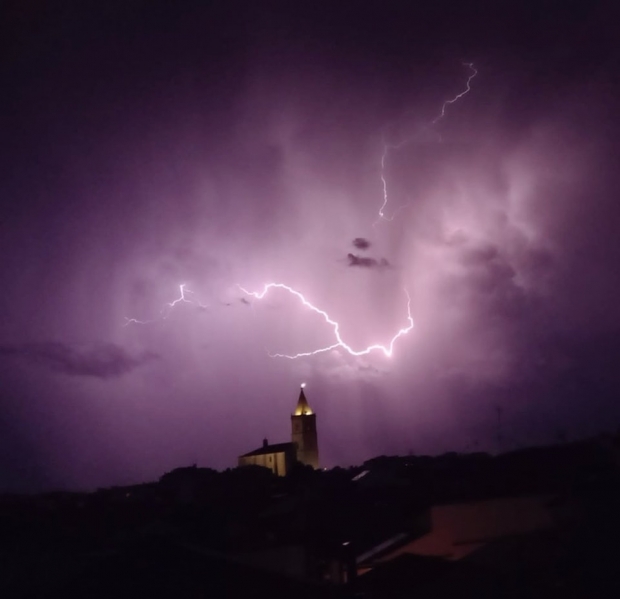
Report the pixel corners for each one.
[238,385,319,476]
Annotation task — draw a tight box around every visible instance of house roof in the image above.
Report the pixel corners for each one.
[240,442,296,458]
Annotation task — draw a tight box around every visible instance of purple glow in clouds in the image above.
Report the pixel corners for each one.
[1,1,619,491]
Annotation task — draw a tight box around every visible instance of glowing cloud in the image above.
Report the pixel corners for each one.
[126,64,477,362]
[377,62,478,223]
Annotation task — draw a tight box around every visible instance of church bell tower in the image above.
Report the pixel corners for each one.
[291,384,319,469]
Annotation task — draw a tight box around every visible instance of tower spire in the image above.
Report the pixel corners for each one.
[291,383,319,468]
[294,383,313,416]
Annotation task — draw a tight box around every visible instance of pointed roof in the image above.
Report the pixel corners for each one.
[294,386,313,416]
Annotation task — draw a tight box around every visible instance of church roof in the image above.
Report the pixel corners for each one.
[294,387,313,416]
[240,442,296,458]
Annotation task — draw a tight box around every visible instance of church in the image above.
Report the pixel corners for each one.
[238,384,319,476]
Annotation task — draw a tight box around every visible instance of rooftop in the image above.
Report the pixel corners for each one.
[240,442,296,458]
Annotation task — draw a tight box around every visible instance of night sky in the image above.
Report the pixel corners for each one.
[2,0,619,492]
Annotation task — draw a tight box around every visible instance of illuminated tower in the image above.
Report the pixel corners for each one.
[291,384,319,469]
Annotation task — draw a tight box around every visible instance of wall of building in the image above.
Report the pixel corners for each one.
[238,451,290,476]
[291,414,319,469]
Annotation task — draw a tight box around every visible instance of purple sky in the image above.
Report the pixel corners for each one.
[2,0,620,491]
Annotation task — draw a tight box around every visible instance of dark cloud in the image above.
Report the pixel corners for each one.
[0,343,158,379]
[446,243,528,320]
[347,254,390,269]
[353,238,371,250]
[460,244,500,266]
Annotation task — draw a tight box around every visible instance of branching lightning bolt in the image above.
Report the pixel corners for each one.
[238,283,413,359]
[125,64,477,362]
[377,137,412,223]
[432,62,478,125]
[376,62,477,224]
[124,283,208,326]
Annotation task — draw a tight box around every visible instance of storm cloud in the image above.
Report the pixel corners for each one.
[353,238,372,250]
[0,343,158,379]
[1,0,619,491]
[347,254,391,269]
